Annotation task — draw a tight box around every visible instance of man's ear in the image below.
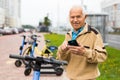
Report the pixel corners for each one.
[85,15,87,19]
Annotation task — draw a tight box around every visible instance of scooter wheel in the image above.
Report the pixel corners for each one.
[55,67,63,76]
[15,59,22,67]
[24,67,32,76]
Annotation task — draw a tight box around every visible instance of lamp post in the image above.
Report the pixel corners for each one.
[57,0,60,33]
[81,0,83,6]
[81,0,87,11]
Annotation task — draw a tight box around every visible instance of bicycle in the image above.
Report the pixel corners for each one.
[9,54,67,80]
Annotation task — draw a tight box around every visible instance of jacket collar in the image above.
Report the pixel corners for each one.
[67,23,91,36]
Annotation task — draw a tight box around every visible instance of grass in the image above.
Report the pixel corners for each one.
[44,33,120,80]
[109,32,120,35]
[44,33,65,46]
[97,46,120,80]
[44,33,65,57]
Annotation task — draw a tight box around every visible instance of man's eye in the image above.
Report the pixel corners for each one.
[76,16,81,18]
[71,16,74,18]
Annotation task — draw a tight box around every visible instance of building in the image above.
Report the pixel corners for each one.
[0,7,5,28]
[0,0,21,28]
[101,0,120,28]
[86,12,108,42]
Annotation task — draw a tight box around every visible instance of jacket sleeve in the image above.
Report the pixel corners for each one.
[83,33,107,63]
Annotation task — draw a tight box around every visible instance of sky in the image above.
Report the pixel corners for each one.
[21,0,103,27]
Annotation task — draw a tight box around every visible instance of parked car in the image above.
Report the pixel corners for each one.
[17,28,25,33]
[0,29,4,35]
[11,28,19,34]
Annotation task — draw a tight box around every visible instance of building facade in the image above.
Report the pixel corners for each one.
[86,12,108,42]
[101,0,120,28]
[0,0,21,28]
[0,7,5,28]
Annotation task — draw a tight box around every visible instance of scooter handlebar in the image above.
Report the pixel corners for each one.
[9,54,68,65]
[9,54,35,60]
[9,54,25,59]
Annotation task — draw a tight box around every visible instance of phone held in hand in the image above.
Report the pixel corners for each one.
[68,40,79,46]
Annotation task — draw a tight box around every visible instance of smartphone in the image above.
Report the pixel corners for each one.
[68,40,79,46]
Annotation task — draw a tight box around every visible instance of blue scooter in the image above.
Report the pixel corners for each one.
[14,35,27,67]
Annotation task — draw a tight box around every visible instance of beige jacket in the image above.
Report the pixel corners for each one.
[57,23,107,80]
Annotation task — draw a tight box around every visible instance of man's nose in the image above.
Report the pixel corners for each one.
[74,17,78,21]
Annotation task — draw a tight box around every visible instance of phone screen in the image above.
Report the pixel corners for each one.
[68,40,79,46]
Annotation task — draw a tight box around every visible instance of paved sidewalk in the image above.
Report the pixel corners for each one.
[0,32,69,80]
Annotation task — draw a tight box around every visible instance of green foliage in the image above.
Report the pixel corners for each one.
[44,33,120,80]
[39,15,51,27]
[43,16,51,27]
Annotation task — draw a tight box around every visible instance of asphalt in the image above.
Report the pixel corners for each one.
[0,32,69,80]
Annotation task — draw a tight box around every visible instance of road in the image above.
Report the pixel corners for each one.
[106,34,120,49]
[0,32,68,80]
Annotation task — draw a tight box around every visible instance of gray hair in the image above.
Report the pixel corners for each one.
[69,5,86,15]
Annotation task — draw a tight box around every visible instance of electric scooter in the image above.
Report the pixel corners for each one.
[14,35,27,67]
[22,34,40,76]
[20,35,65,76]
[9,54,68,80]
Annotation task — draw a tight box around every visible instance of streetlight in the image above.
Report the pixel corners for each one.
[81,0,83,6]
[57,0,60,33]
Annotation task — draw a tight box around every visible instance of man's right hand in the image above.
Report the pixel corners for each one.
[60,41,68,52]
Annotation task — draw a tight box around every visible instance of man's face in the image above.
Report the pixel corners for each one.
[69,8,86,31]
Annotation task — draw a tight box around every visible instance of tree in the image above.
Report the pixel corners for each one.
[43,15,51,27]
[38,14,51,32]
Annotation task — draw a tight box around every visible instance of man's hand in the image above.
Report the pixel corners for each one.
[67,43,86,56]
[60,41,68,52]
